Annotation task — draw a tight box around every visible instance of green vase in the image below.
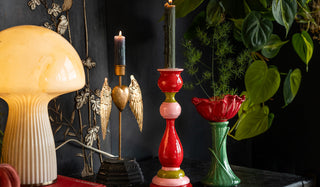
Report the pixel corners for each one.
[202,121,241,186]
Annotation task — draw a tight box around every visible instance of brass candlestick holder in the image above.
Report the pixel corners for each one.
[113,65,127,160]
[97,64,144,186]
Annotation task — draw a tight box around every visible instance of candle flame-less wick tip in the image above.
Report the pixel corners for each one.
[119,31,122,36]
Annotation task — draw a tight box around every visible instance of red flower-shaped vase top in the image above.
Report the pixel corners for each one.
[158,68,183,93]
[192,94,245,122]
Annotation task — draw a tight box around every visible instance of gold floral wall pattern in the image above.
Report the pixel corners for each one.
[27,0,106,177]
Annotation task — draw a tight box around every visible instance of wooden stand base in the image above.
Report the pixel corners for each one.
[96,158,144,186]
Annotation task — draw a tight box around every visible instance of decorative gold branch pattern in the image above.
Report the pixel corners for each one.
[27,0,106,177]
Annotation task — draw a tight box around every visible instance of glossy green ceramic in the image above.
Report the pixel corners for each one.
[202,121,241,186]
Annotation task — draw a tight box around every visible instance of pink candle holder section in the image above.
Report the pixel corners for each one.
[160,102,181,119]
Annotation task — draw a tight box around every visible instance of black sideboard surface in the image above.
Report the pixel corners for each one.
[138,158,314,187]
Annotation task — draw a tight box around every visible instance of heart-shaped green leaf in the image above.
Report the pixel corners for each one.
[245,60,280,104]
[261,34,289,58]
[242,11,273,51]
[272,0,297,36]
[232,105,273,140]
[292,30,313,71]
[283,68,302,107]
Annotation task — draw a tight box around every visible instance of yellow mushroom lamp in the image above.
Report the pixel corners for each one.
[0,25,85,186]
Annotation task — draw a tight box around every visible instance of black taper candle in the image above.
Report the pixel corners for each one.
[164,0,175,68]
[114,31,125,66]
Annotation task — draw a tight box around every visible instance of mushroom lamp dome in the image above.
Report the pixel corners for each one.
[0,25,85,185]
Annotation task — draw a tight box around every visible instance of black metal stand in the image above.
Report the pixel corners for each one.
[96,158,144,186]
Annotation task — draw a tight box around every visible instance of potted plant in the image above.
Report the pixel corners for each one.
[183,19,249,186]
[178,0,319,185]
[177,0,316,141]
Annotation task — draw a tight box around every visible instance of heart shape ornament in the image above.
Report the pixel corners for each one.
[112,85,129,111]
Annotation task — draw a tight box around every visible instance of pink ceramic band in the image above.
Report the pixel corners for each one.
[152,176,190,186]
[160,102,181,119]
[161,167,180,171]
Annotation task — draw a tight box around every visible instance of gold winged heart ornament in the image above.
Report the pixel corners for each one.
[100,75,143,140]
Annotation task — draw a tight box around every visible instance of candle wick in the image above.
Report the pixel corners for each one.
[168,0,172,5]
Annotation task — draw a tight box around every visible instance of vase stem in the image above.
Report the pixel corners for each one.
[202,121,240,186]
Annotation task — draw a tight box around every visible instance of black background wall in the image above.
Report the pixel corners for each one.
[0,0,320,182]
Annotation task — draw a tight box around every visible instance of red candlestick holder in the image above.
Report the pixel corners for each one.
[150,68,192,187]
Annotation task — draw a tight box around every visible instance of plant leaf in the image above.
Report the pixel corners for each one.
[261,34,289,58]
[231,18,244,30]
[272,0,297,36]
[292,31,313,71]
[259,0,268,8]
[230,18,244,42]
[237,91,253,117]
[206,0,224,26]
[283,68,302,107]
[184,11,206,40]
[242,11,273,51]
[232,105,272,140]
[297,0,309,9]
[243,0,251,15]
[245,60,280,104]
[174,0,205,18]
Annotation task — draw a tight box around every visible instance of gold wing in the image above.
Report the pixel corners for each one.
[129,75,143,132]
[100,78,112,140]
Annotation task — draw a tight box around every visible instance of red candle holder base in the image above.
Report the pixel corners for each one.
[151,69,192,187]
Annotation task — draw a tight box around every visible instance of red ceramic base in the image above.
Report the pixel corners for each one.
[150,182,192,187]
